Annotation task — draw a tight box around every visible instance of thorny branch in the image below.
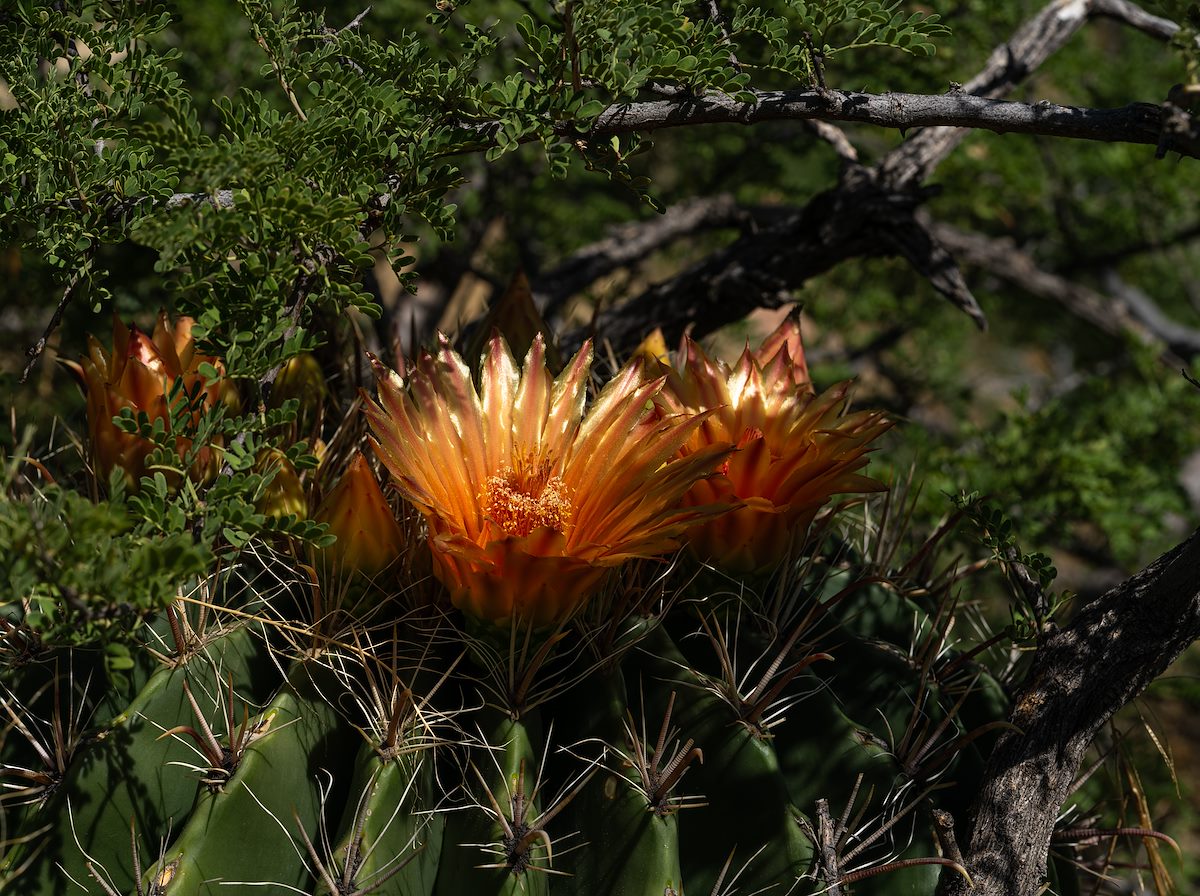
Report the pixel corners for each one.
[21,248,93,384]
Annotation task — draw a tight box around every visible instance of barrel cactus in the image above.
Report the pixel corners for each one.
[0,314,1149,895]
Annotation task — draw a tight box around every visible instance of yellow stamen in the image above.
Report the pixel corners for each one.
[481,458,572,537]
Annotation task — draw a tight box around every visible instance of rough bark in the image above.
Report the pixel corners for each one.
[583,90,1171,156]
[938,529,1200,896]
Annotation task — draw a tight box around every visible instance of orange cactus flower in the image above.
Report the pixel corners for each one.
[364,333,731,627]
[313,452,406,580]
[661,317,892,574]
[65,312,231,490]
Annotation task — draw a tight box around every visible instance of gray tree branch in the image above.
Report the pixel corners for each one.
[880,0,1190,186]
[580,89,1179,157]
[926,219,1200,361]
[537,194,750,318]
[559,0,1195,357]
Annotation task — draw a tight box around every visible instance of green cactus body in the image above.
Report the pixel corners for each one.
[564,770,683,896]
[433,709,545,896]
[0,550,1042,896]
[775,675,896,813]
[5,625,270,896]
[557,665,685,896]
[326,743,445,895]
[146,661,354,894]
[634,624,813,895]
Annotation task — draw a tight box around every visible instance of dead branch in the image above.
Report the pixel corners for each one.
[880,0,1189,186]
[559,0,1193,357]
[537,195,750,319]
[561,163,983,357]
[927,220,1200,361]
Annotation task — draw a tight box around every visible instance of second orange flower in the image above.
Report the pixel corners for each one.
[650,317,893,573]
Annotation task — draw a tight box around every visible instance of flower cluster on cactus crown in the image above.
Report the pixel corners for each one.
[646,317,893,573]
[364,333,732,627]
[64,312,232,490]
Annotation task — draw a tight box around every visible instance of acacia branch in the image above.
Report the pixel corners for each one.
[53,86,1191,226]
[1099,270,1200,357]
[561,165,983,357]
[538,195,750,316]
[881,0,1190,185]
[558,0,1195,356]
[927,219,1200,361]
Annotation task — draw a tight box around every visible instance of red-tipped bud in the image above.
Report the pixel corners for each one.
[313,452,405,579]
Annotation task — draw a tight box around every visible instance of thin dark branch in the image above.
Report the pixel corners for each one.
[928,219,1200,361]
[561,167,984,357]
[538,194,749,317]
[22,251,92,383]
[703,0,740,71]
[1062,219,1200,272]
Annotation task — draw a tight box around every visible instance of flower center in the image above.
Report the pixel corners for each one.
[481,459,572,538]
[720,426,765,476]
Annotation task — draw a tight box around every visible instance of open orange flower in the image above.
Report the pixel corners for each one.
[65,312,231,490]
[365,333,731,626]
[656,317,892,573]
